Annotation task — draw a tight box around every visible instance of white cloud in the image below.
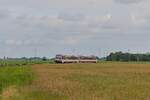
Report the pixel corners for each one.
[0,0,150,57]
[5,39,23,45]
[114,0,147,4]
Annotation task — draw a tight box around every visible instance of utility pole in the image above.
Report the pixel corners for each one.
[34,47,37,57]
[137,55,139,62]
[99,48,101,58]
[128,49,130,62]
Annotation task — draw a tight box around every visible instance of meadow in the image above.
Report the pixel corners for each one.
[0,59,53,67]
[0,66,34,100]
[1,62,150,100]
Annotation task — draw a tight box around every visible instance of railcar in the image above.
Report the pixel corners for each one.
[55,55,98,63]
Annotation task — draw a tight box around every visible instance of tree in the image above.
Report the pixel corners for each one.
[42,57,47,61]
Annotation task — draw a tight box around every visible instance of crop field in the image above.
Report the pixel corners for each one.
[1,62,150,100]
[0,59,53,67]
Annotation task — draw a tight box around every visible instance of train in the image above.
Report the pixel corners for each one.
[55,54,98,63]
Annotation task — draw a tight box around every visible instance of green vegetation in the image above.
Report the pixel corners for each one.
[0,59,54,67]
[0,66,34,92]
[107,51,150,61]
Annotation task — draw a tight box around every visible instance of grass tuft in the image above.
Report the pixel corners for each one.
[0,66,34,93]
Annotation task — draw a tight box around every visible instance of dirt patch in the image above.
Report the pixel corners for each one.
[1,86,19,100]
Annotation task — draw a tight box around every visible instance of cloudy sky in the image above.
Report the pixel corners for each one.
[0,0,150,57]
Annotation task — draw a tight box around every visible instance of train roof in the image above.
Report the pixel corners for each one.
[56,54,97,58]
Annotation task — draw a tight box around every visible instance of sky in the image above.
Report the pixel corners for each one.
[0,0,150,58]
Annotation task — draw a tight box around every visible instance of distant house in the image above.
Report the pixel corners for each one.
[55,54,98,63]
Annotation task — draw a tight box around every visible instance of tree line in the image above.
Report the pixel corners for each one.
[106,52,150,61]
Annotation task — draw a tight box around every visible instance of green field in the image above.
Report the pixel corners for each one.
[0,59,54,67]
[1,62,150,100]
[0,66,34,100]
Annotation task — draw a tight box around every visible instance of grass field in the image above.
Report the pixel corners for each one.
[0,59,54,67]
[2,62,150,100]
[0,66,34,100]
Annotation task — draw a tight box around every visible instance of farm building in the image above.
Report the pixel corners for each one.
[55,54,98,63]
